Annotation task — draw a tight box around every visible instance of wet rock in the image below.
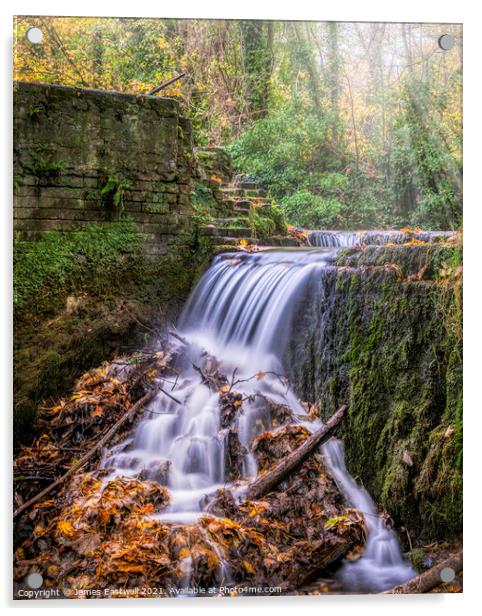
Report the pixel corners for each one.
[138,459,170,485]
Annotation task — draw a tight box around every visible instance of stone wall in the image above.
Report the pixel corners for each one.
[13,81,196,256]
[287,243,462,543]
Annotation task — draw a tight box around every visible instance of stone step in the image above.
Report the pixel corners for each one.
[220,187,245,196]
[236,180,259,189]
[202,226,251,238]
[208,236,258,246]
[244,188,267,198]
[220,186,268,199]
[213,217,249,226]
[207,235,301,247]
[232,201,251,214]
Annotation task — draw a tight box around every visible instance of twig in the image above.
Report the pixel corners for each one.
[169,329,188,345]
[158,385,182,406]
[13,388,158,519]
[230,370,287,391]
[14,476,54,482]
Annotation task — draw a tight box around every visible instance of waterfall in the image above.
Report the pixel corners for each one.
[323,439,415,592]
[103,247,415,591]
[307,229,452,247]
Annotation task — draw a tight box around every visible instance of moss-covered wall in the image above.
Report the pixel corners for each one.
[13,82,201,444]
[288,243,462,543]
[14,81,195,256]
[13,222,197,445]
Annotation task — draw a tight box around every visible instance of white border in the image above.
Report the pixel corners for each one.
[2,1,479,614]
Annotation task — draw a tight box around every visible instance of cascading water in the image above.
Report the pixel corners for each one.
[307,229,452,247]
[102,247,415,592]
[323,439,415,591]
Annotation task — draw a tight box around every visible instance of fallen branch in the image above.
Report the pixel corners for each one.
[13,388,158,519]
[247,405,347,500]
[384,551,463,594]
[148,73,186,96]
[158,385,182,405]
[168,329,188,345]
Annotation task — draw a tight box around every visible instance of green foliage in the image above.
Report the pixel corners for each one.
[13,222,144,316]
[281,190,344,229]
[144,202,167,214]
[248,203,287,239]
[100,176,131,214]
[190,181,219,217]
[24,149,64,180]
[229,102,343,194]
[230,85,461,230]
[391,78,462,230]
[26,103,47,119]
[229,105,389,229]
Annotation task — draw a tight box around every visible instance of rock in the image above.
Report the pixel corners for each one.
[138,459,170,485]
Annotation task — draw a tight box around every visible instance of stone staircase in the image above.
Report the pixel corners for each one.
[200,175,300,248]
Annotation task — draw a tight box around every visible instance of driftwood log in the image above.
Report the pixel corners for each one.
[13,387,159,519]
[247,405,347,500]
[384,551,463,594]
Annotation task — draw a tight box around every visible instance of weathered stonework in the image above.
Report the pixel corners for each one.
[287,244,462,543]
[13,81,196,256]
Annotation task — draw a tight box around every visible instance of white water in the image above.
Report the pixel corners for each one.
[102,247,415,592]
[308,229,452,248]
[323,439,415,592]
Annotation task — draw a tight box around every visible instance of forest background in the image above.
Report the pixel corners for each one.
[14,17,463,230]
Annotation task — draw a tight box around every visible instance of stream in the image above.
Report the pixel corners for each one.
[102,246,416,593]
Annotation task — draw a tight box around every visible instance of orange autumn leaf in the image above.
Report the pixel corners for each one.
[90,406,104,418]
[178,547,191,560]
[57,519,76,537]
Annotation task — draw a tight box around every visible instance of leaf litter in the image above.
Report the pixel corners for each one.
[14,337,366,597]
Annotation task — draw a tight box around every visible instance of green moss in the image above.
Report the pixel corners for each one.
[407,548,426,571]
[292,244,462,543]
[249,203,287,239]
[13,222,144,317]
[13,221,199,444]
[100,175,131,214]
[37,351,62,399]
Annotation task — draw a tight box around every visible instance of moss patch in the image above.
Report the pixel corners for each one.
[249,203,287,239]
